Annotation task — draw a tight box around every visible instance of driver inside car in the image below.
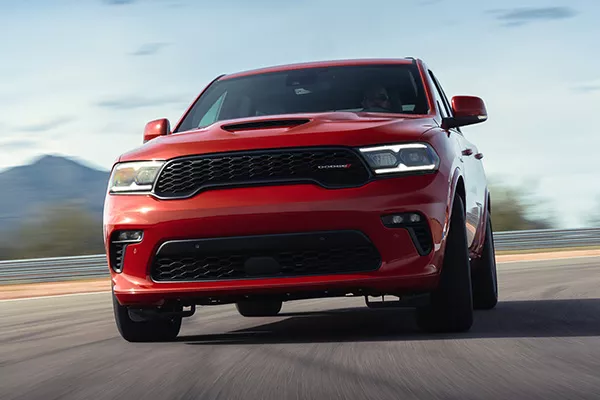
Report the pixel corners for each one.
[361,85,393,112]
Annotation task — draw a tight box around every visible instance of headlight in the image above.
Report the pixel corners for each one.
[108,161,164,193]
[358,143,440,175]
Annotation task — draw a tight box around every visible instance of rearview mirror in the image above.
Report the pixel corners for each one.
[143,118,170,143]
[441,96,488,130]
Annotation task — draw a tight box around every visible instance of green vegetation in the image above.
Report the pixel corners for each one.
[0,203,104,260]
[589,195,600,228]
[488,180,554,231]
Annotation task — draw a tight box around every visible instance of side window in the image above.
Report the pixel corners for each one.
[427,70,450,118]
[429,70,463,134]
[198,92,226,128]
[433,74,454,117]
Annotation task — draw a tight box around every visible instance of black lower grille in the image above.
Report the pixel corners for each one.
[153,147,371,198]
[407,222,433,255]
[109,242,126,272]
[150,231,381,282]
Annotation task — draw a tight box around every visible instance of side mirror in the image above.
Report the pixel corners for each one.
[143,118,170,143]
[441,96,488,130]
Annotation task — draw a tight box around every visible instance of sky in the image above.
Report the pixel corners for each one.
[0,0,599,228]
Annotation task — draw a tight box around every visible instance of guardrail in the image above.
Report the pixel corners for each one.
[0,254,108,284]
[494,227,600,251]
[1,228,600,284]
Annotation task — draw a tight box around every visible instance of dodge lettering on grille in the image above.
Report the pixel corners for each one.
[317,164,352,169]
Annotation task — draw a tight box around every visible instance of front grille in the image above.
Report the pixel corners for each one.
[153,147,371,198]
[150,231,381,282]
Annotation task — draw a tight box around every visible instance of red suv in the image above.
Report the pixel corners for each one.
[104,58,498,342]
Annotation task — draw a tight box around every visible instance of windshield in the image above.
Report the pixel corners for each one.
[175,64,430,132]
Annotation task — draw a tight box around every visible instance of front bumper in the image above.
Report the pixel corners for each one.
[104,172,451,306]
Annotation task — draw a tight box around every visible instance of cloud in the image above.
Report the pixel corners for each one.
[572,81,600,93]
[0,139,41,151]
[14,117,75,133]
[95,95,189,110]
[165,1,185,8]
[490,7,577,27]
[101,0,184,6]
[102,0,135,5]
[130,42,170,56]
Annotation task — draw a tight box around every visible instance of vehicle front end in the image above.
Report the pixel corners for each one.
[104,137,453,307]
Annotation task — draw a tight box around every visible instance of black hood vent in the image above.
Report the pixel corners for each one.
[221,118,310,132]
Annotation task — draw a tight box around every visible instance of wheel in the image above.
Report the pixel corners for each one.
[112,291,182,342]
[416,194,474,333]
[236,300,282,317]
[471,213,498,310]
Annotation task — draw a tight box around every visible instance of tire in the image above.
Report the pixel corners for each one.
[112,291,182,342]
[236,300,282,317]
[416,195,474,333]
[471,214,499,310]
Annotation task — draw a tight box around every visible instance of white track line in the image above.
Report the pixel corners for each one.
[0,291,110,303]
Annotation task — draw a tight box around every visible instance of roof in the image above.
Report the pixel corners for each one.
[220,58,419,80]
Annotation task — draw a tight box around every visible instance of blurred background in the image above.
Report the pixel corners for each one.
[1,0,599,260]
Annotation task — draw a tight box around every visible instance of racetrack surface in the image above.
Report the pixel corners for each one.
[1,257,600,400]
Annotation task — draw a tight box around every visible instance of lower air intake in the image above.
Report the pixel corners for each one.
[150,230,382,282]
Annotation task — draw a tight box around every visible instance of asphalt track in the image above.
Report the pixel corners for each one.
[1,257,600,400]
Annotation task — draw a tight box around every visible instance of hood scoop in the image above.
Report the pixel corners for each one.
[221,118,311,132]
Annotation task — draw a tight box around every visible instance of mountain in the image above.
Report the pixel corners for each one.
[0,155,110,233]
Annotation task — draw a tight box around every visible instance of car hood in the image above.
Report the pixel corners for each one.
[118,112,438,162]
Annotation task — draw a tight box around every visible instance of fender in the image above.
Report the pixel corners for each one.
[443,167,489,260]
[431,164,465,277]
[469,187,490,259]
[442,165,464,243]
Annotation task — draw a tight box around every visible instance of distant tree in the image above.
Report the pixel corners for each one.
[9,202,105,259]
[588,195,600,228]
[488,180,554,232]
[0,244,14,261]
[0,228,16,260]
